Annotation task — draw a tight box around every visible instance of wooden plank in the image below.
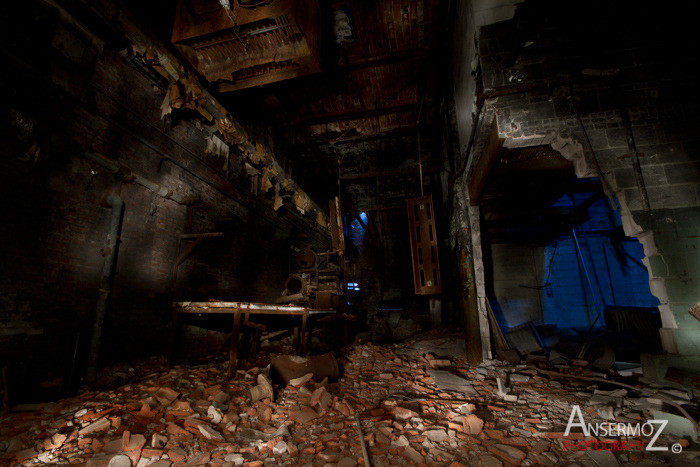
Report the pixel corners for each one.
[174,301,306,311]
[329,197,345,253]
[486,300,509,352]
[179,232,224,239]
[468,116,505,205]
[229,311,241,378]
[175,236,204,267]
[175,307,309,316]
[340,165,442,180]
[406,195,441,294]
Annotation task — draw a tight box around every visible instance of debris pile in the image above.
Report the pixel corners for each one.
[0,333,697,466]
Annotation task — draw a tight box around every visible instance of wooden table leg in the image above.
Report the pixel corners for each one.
[229,310,241,378]
[300,312,308,355]
[168,309,179,369]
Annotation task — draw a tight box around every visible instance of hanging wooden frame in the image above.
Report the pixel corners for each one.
[406,195,441,295]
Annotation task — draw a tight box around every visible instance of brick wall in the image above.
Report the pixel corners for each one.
[0,3,328,397]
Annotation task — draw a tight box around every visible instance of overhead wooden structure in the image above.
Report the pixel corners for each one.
[172,0,321,92]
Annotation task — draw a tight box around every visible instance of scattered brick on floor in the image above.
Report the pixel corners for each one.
[0,331,691,466]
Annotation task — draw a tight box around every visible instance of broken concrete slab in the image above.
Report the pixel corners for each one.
[487,443,526,465]
[653,410,697,438]
[79,418,111,435]
[86,454,131,467]
[428,369,478,396]
[197,424,224,441]
[586,450,621,467]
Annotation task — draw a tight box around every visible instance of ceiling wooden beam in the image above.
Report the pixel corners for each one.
[303,103,417,126]
[340,164,442,180]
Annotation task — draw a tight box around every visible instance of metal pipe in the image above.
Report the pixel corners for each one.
[617,85,651,211]
[355,413,371,467]
[448,101,485,190]
[86,194,124,383]
[572,229,602,328]
[568,84,617,209]
[84,152,184,203]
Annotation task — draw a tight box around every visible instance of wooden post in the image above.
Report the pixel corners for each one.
[299,312,308,354]
[229,310,241,378]
[168,308,179,368]
[460,246,483,364]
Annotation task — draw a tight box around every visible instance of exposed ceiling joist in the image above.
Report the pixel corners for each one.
[303,103,418,126]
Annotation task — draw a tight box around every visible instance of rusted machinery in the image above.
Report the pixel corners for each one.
[277,244,344,309]
[277,197,347,310]
[172,0,321,92]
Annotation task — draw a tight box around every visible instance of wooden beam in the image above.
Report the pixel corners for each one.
[179,232,224,239]
[340,165,442,180]
[469,116,505,205]
[304,103,417,126]
[341,53,424,71]
[321,127,419,146]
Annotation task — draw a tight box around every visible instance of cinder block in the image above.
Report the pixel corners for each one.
[665,162,700,184]
[640,164,667,187]
[685,251,700,278]
[648,184,698,210]
[606,128,628,149]
[666,278,700,305]
[614,168,636,188]
[637,142,687,165]
[646,255,668,278]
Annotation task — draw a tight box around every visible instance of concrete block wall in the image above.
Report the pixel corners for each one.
[487,243,544,328]
[0,4,328,395]
[472,4,700,354]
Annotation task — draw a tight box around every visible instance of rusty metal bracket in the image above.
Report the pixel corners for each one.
[172,232,223,281]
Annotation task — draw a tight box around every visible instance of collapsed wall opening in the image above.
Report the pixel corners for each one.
[476,142,663,365]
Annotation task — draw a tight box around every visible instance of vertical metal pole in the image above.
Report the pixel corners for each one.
[229,310,241,378]
[572,229,602,328]
[86,195,124,383]
[418,129,424,196]
[618,85,651,211]
[417,87,426,196]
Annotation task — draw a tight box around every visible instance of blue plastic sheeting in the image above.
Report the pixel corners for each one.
[347,212,368,253]
[490,189,660,332]
[540,195,659,328]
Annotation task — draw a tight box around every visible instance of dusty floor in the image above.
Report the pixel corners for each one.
[0,331,698,466]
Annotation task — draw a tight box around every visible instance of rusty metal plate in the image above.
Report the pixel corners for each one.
[406,195,441,295]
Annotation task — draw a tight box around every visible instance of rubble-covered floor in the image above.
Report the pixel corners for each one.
[1,331,699,466]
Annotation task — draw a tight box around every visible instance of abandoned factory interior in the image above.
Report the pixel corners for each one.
[1,0,700,465]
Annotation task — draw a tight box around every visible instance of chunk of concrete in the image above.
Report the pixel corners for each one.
[429,369,478,396]
[653,410,697,438]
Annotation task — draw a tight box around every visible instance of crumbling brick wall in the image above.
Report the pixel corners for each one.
[0,3,328,397]
[468,4,700,354]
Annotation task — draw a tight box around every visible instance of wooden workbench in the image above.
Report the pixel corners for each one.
[171,301,334,376]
